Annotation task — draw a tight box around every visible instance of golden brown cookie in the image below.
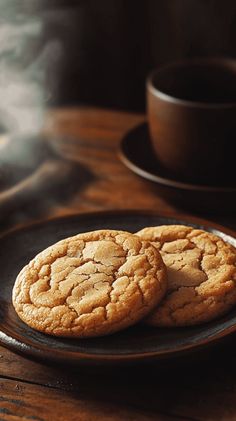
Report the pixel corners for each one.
[136,225,236,326]
[12,229,167,337]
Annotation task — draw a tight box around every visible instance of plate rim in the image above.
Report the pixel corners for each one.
[1,209,236,365]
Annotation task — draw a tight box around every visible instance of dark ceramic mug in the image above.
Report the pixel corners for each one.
[147,58,236,185]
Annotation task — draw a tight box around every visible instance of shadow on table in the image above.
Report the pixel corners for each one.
[0,159,94,232]
[41,333,236,420]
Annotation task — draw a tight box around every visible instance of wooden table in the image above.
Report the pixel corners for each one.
[1,107,236,421]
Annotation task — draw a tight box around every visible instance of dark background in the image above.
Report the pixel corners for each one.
[25,0,236,111]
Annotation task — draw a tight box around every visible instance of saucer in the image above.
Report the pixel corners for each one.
[119,123,236,213]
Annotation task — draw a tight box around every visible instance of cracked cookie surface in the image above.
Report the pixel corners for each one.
[136,225,236,326]
[12,229,167,337]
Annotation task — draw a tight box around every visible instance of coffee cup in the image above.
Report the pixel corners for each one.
[147,58,236,185]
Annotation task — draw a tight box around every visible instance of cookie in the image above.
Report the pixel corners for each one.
[136,225,236,326]
[12,229,167,337]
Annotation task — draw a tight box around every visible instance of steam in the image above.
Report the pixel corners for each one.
[0,4,92,226]
[0,11,62,136]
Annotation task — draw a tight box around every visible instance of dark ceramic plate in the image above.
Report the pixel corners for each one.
[119,123,236,213]
[0,210,236,366]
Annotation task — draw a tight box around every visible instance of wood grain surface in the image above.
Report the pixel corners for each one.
[0,107,236,421]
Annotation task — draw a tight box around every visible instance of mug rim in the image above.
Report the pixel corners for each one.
[147,57,236,109]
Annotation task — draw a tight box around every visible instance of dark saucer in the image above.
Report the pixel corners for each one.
[119,123,236,214]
